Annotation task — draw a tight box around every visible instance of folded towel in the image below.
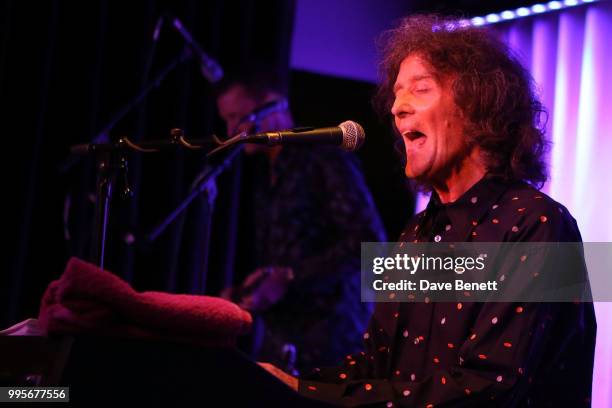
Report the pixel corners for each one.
[39,257,252,347]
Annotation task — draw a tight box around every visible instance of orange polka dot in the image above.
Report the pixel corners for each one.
[339,373,347,379]
[540,215,548,223]
[472,220,478,226]
[492,218,499,224]
[518,207,526,212]
[426,404,434,408]
[465,388,471,395]
[478,354,487,360]
[441,376,447,385]
[364,384,372,391]
[504,342,512,348]
[349,361,356,365]
[433,357,440,363]
[470,333,477,340]
[457,303,463,310]
[402,389,411,397]
[520,255,527,262]
[512,225,519,232]
[393,312,399,318]
[512,196,519,201]
[395,370,401,376]
[307,385,317,391]
[516,306,524,313]
[471,231,477,237]
[447,342,455,349]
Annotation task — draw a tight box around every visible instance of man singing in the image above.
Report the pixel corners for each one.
[262,14,596,407]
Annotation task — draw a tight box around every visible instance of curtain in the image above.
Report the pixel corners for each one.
[496,4,612,406]
[0,0,295,327]
[413,3,612,406]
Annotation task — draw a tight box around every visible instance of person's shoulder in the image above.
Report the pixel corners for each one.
[494,181,581,242]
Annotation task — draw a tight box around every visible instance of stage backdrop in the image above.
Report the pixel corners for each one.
[413,3,612,406]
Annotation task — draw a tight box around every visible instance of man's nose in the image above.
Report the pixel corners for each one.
[391,96,414,118]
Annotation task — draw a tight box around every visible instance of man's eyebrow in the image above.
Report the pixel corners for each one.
[412,74,433,81]
[393,75,434,93]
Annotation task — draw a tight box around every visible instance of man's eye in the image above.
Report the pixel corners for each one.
[415,88,430,93]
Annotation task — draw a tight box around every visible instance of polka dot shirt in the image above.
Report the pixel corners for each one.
[299,176,596,407]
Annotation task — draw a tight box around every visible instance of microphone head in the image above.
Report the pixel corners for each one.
[339,121,365,151]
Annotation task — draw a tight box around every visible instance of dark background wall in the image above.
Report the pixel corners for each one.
[0,0,412,328]
[1,0,298,327]
[1,0,533,328]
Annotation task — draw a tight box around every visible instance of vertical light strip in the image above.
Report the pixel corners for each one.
[550,10,584,206]
[573,8,596,222]
[531,16,558,195]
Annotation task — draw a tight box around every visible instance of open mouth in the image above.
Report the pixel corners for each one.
[403,130,427,144]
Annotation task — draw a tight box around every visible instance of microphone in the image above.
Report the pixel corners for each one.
[170,17,223,83]
[246,120,365,152]
[238,98,289,129]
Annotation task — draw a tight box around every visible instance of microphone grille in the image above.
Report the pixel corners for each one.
[338,121,365,152]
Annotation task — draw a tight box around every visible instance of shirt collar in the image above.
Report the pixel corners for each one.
[424,175,510,239]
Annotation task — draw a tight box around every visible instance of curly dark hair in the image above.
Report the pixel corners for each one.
[374,14,548,186]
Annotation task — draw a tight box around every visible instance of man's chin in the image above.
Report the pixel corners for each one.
[404,166,422,180]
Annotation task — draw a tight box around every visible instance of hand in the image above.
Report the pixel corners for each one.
[238,266,294,312]
[258,362,298,391]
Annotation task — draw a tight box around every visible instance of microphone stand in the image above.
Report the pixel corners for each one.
[90,150,128,270]
[146,145,243,243]
[73,129,241,271]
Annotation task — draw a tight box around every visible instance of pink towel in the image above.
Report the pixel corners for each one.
[39,257,252,347]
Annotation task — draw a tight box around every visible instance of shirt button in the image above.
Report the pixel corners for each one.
[434,235,442,242]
